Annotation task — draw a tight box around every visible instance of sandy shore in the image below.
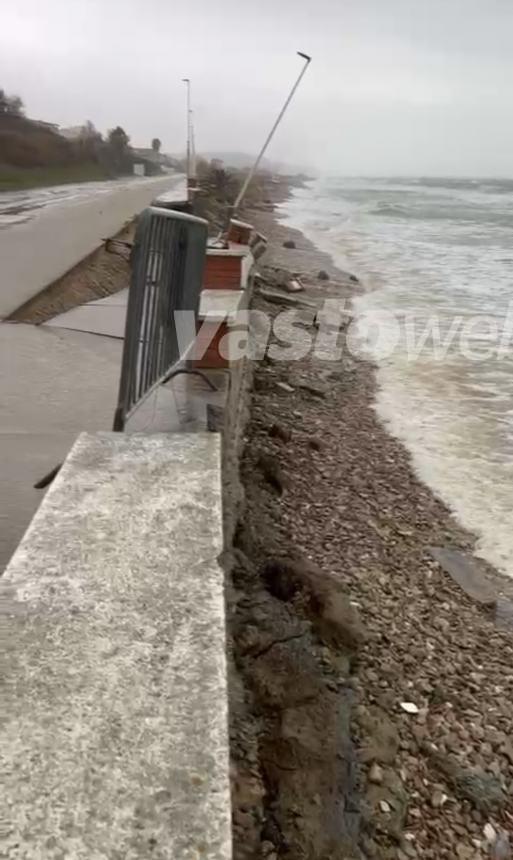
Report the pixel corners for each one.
[228,183,513,859]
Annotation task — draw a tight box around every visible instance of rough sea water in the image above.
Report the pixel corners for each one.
[280,177,513,579]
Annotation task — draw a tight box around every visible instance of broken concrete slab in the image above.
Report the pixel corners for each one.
[429,547,497,606]
[430,546,513,628]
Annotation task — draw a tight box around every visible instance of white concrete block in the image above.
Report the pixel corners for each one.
[0,432,231,859]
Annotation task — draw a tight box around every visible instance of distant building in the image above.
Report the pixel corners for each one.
[33,120,60,133]
[132,148,163,164]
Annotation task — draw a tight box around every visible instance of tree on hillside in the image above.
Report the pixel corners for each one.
[151,137,161,153]
[0,88,25,116]
[104,126,131,175]
[72,120,102,162]
[83,120,101,140]
[108,126,129,155]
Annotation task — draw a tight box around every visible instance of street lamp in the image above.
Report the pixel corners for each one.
[231,51,312,214]
[182,77,191,199]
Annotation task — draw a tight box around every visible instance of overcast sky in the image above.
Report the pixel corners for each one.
[1,0,513,176]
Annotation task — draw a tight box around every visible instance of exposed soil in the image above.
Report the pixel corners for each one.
[7,221,134,324]
[227,183,513,860]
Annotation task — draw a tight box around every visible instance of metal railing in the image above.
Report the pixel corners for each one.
[113,206,208,431]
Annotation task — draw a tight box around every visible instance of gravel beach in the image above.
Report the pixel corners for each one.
[229,184,513,859]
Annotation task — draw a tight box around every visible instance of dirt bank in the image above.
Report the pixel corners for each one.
[227,182,513,859]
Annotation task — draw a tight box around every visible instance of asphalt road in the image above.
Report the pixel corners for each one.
[0,172,186,318]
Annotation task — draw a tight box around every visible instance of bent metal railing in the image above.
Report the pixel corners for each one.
[113,206,208,431]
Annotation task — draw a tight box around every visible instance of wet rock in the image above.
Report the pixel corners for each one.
[235,592,308,656]
[261,557,365,651]
[297,381,327,399]
[268,422,292,443]
[358,707,400,765]
[316,591,365,652]
[248,636,321,709]
[432,753,506,814]
[256,453,286,495]
[261,691,359,859]
[227,547,256,589]
[254,375,274,393]
[283,239,296,249]
[318,270,330,281]
[308,438,322,452]
[261,558,307,602]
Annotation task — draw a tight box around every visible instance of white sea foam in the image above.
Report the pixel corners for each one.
[279,177,513,578]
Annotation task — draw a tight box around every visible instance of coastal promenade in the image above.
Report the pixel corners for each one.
[0,175,186,569]
[0,173,185,318]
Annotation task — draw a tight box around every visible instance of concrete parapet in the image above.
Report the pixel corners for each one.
[0,431,232,859]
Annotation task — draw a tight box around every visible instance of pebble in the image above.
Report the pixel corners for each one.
[400,702,420,714]
[369,763,384,784]
[431,790,448,808]
[484,823,496,842]
[276,382,295,393]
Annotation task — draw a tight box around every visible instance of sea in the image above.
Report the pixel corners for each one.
[279,176,513,579]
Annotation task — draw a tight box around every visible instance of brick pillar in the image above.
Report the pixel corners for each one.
[227,219,253,245]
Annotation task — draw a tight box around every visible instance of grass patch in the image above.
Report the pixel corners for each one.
[0,162,113,191]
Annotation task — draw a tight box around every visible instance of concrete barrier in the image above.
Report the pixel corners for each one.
[0,431,232,859]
